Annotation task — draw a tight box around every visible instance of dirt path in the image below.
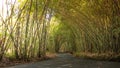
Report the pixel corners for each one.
[8,53,120,68]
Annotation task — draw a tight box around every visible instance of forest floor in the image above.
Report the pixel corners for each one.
[74,52,120,61]
[0,52,56,68]
[7,53,120,68]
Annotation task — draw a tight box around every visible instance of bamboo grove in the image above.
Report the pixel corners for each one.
[0,0,53,60]
[0,0,120,61]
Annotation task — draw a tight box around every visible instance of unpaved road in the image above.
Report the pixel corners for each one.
[8,53,120,68]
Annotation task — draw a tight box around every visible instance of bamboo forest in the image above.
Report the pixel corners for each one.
[0,0,120,68]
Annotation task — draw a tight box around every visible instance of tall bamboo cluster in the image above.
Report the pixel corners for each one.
[0,0,53,61]
[53,0,120,54]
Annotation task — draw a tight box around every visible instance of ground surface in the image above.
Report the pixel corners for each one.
[7,53,120,68]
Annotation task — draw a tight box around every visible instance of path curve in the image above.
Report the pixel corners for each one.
[8,53,120,68]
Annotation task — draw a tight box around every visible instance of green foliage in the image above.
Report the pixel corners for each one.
[0,0,120,61]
